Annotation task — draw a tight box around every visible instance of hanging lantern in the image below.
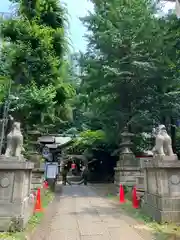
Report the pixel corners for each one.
[71,163,76,169]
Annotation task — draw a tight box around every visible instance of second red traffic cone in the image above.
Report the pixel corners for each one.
[119,184,125,203]
[132,186,139,208]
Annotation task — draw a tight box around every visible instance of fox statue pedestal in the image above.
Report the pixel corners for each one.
[142,125,180,223]
[142,157,180,223]
[0,157,34,231]
[0,121,34,231]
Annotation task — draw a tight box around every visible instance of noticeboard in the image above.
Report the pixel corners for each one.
[45,162,58,179]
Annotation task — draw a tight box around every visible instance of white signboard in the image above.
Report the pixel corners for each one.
[46,163,58,179]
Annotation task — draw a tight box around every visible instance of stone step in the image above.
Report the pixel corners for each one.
[67,176,83,182]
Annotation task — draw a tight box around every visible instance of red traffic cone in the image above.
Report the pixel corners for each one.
[34,188,43,212]
[132,186,139,208]
[119,184,125,203]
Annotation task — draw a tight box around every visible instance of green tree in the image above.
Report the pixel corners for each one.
[77,0,180,147]
[0,0,75,130]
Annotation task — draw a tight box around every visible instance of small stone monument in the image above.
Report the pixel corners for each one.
[142,125,180,223]
[0,121,34,231]
[114,127,141,191]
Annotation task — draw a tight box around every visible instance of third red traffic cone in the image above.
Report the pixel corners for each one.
[132,186,139,208]
[119,184,125,203]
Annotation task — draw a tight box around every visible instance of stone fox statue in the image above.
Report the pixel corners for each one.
[152,124,174,156]
[5,122,23,158]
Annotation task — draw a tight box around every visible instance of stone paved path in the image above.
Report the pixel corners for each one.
[44,185,150,240]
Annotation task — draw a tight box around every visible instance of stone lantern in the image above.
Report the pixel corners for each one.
[119,126,134,155]
[114,126,141,191]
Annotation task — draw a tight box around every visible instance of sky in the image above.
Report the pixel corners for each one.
[0,0,175,53]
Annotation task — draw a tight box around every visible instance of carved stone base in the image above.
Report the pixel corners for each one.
[114,166,141,185]
[0,197,34,231]
[114,154,141,191]
[114,166,142,195]
[142,193,180,223]
[0,155,26,162]
[153,154,178,161]
[0,158,34,231]
[142,158,180,223]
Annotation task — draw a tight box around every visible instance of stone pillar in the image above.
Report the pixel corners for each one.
[32,165,45,190]
[135,158,148,195]
[114,127,141,191]
[0,156,34,231]
[29,153,42,168]
[142,156,180,223]
[29,153,45,189]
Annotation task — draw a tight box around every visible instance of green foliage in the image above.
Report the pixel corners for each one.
[0,0,74,130]
[75,0,180,150]
[0,76,11,104]
[132,133,152,154]
[77,129,106,146]
[72,130,107,154]
[10,83,57,124]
